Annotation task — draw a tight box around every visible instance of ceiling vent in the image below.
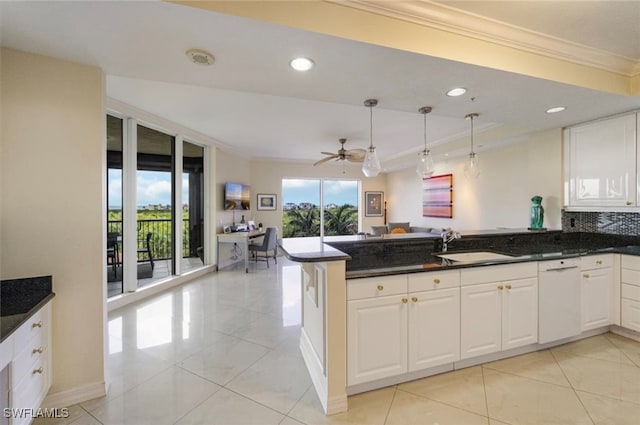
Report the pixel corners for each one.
[185,49,215,66]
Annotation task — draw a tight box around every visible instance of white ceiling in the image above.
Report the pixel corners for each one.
[1,1,639,170]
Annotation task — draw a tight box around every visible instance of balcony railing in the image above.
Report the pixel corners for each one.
[107,219,195,260]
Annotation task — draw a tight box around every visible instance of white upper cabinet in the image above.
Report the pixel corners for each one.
[564,112,638,208]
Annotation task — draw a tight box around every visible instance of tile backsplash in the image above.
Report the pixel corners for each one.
[562,210,640,235]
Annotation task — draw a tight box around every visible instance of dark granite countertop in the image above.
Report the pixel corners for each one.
[280,229,640,279]
[1,275,55,343]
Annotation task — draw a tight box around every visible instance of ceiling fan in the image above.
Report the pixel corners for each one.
[313,138,366,166]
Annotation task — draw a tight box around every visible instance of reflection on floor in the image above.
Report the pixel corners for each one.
[107,257,203,298]
[39,258,640,424]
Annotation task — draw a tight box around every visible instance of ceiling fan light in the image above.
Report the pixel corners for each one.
[362,147,381,177]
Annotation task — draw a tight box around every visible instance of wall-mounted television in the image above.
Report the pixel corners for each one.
[224,182,250,210]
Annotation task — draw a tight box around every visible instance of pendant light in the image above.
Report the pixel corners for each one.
[464,113,480,179]
[362,99,381,177]
[416,106,435,179]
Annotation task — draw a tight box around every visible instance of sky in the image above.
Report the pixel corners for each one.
[282,179,358,206]
[108,170,189,208]
[109,174,359,208]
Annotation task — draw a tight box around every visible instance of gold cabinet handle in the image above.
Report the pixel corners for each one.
[626,201,633,205]
[402,298,408,304]
[411,297,418,303]
[434,278,441,284]
[32,347,45,355]
[505,284,512,290]
[497,285,504,290]
[596,260,603,265]
[377,285,384,291]
[32,367,44,375]
[32,321,43,329]
[583,273,590,279]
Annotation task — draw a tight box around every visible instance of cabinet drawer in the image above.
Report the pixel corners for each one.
[347,275,408,300]
[622,283,640,302]
[408,270,460,292]
[622,255,640,271]
[581,254,613,270]
[11,330,48,390]
[461,262,537,286]
[12,304,49,352]
[12,355,48,411]
[622,268,640,286]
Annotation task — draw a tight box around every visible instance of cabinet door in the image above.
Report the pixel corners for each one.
[347,295,408,386]
[567,113,637,207]
[622,299,640,332]
[461,282,501,360]
[502,278,538,350]
[408,288,460,372]
[581,268,612,331]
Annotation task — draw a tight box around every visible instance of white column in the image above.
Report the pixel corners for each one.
[123,118,138,292]
[174,135,184,276]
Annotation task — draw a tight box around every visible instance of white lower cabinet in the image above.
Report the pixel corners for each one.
[581,255,613,331]
[408,287,460,371]
[347,271,460,386]
[347,294,408,386]
[460,263,538,360]
[621,255,640,332]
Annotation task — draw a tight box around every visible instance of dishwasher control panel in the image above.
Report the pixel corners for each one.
[538,258,580,272]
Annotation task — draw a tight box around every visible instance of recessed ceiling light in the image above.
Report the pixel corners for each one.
[446,87,467,97]
[290,57,314,71]
[546,106,566,114]
[185,49,215,66]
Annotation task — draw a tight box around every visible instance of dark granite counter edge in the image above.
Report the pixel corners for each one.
[1,292,55,343]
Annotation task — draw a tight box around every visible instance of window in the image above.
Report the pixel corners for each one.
[282,178,359,237]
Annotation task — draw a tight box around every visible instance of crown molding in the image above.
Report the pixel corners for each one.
[328,0,639,77]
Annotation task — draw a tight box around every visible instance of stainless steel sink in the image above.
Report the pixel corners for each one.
[435,251,515,262]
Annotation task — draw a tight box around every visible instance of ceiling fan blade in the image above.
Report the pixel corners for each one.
[346,149,366,162]
[320,152,336,156]
[313,155,339,166]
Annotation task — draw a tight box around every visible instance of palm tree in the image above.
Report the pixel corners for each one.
[284,207,320,237]
[324,204,358,236]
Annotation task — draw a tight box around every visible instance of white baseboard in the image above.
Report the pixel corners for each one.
[42,381,107,409]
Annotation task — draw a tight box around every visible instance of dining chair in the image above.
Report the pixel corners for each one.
[137,232,154,270]
[107,232,120,279]
[248,227,278,268]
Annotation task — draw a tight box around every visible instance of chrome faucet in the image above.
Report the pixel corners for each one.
[441,228,461,252]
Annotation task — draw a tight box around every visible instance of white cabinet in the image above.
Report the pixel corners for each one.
[347,294,407,385]
[347,270,460,386]
[621,255,640,332]
[581,255,613,331]
[460,263,538,360]
[0,301,53,425]
[407,270,460,371]
[564,112,638,208]
[347,274,409,386]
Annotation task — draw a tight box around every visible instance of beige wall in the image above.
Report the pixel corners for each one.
[0,48,105,400]
[386,129,563,232]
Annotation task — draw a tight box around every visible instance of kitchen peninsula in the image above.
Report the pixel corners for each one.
[280,230,640,415]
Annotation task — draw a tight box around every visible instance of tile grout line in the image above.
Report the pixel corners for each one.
[382,385,398,425]
[548,349,597,425]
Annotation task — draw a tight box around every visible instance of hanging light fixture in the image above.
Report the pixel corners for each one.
[362,99,381,177]
[416,106,435,179]
[464,113,480,179]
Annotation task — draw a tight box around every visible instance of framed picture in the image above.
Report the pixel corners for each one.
[257,193,277,211]
[422,174,453,218]
[365,191,384,217]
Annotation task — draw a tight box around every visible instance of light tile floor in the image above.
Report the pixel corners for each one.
[37,258,640,425]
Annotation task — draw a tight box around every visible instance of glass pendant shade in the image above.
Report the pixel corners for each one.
[416,106,434,179]
[362,99,380,177]
[362,147,381,177]
[416,150,434,179]
[464,113,480,179]
[464,152,480,178]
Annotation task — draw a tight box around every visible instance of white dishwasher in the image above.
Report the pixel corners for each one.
[538,258,581,344]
